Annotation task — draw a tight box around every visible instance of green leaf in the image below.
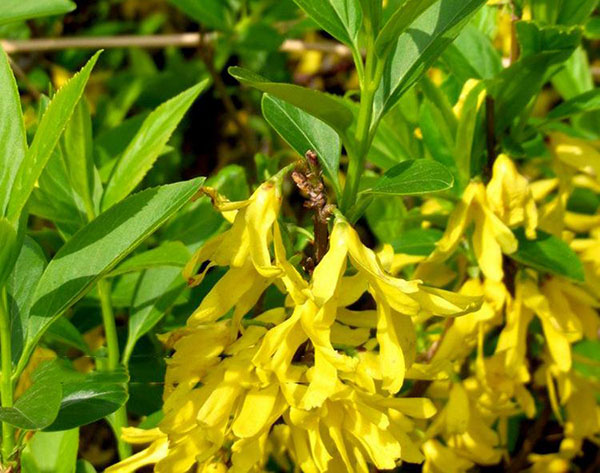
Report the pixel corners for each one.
[0,46,27,216]
[61,99,96,214]
[22,178,204,361]
[363,160,454,196]
[7,237,46,364]
[168,0,233,31]
[491,53,577,133]
[123,267,187,363]
[442,24,502,81]
[510,228,585,282]
[7,51,101,224]
[359,0,382,32]
[109,241,191,277]
[21,429,79,473]
[0,369,62,430]
[573,340,600,380]
[229,66,353,135]
[375,0,486,120]
[262,94,341,196]
[454,81,486,191]
[45,317,89,354]
[75,460,97,473]
[375,0,438,58]
[366,196,406,244]
[516,21,582,58]
[42,362,129,431]
[29,145,88,234]
[391,228,443,255]
[292,0,362,47]
[0,0,75,25]
[102,80,208,210]
[0,217,18,288]
[546,89,600,121]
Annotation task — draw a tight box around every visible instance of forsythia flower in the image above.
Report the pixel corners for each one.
[108,178,482,473]
[421,154,538,281]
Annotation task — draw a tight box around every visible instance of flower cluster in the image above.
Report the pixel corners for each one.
[107,176,482,472]
[109,138,599,473]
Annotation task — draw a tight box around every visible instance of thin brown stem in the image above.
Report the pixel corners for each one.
[408,318,454,397]
[507,399,551,473]
[7,57,40,100]
[485,95,497,180]
[1,35,353,57]
[197,33,257,157]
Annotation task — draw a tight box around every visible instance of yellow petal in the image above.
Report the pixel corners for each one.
[232,384,280,438]
[311,220,349,305]
[446,383,470,434]
[375,297,406,393]
[105,437,169,473]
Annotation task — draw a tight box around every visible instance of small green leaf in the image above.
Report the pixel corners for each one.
[364,160,454,196]
[7,51,101,224]
[0,217,18,288]
[442,25,502,81]
[109,241,191,277]
[61,99,96,214]
[375,0,486,120]
[76,460,97,473]
[0,46,27,216]
[573,340,600,380]
[21,429,79,473]
[23,178,204,362]
[123,267,187,363]
[262,94,342,197]
[42,362,129,431]
[0,370,62,430]
[45,317,89,354]
[229,66,353,135]
[510,228,585,282]
[375,0,438,58]
[0,0,75,25]
[102,80,208,210]
[359,0,382,32]
[391,228,443,255]
[292,0,362,47]
[546,89,600,121]
[168,0,233,31]
[7,237,46,364]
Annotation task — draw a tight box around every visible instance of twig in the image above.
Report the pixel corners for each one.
[485,95,497,180]
[7,56,40,99]
[408,318,454,397]
[506,399,551,473]
[1,34,353,57]
[292,151,333,267]
[196,31,257,157]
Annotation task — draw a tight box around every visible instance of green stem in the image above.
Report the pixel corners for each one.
[341,47,385,213]
[97,279,131,459]
[0,289,14,465]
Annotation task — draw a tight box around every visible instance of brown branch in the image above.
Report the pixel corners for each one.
[1,34,353,57]
[507,398,551,473]
[292,151,333,268]
[408,319,455,397]
[196,32,257,158]
[485,95,497,181]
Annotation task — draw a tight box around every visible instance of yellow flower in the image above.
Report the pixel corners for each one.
[486,155,538,239]
[423,182,518,281]
[183,181,283,331]
[109,184,484,473]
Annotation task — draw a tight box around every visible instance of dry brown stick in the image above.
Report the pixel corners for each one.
[506,399,551,473]
[1,34,352,57]
[7,56,40,100]
[196,32,257,157]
